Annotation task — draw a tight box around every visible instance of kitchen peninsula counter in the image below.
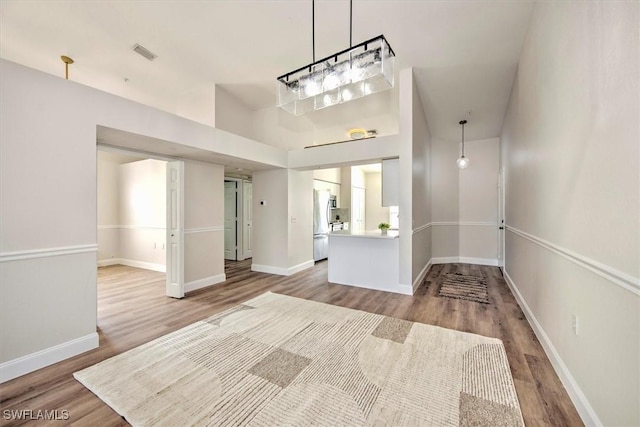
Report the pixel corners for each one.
[328,230,407,294]
[329,229,399,239]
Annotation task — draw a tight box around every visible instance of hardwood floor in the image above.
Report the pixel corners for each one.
[0,261,583,426]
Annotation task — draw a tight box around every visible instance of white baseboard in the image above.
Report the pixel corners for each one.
[431,256,460,264]
[118,258,166,273]
[288,260,314,275]
[412,259,432,293]
[97,258,120,267]
[184,274,226,293]
[503,270,600,427]
[396,284,414,296]
[252,260,314,277]
[0,333,99,383]
[251,264,285,275]
[431,256,498,266]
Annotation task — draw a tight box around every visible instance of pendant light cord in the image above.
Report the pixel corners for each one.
[350,0,353,48]
[312,0,316,63]
[462,122,465,157]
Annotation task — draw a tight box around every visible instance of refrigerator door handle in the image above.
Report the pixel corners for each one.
[326,201,330,229]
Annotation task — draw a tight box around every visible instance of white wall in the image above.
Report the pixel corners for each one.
[97,151,124,263]
[184,161,225,291]
[365,172,389,230]
[430,137,459,259]
[312,168,341,185]
[252,169,289,272]
[430,137,499,265]
[0,59,283,381]
[459,138,499,262]
[252,168,313,275]
[500,3,639,426]
[214,85,256,141]
[288,134,400,170]
[397,68,432,292]
[288,170,313,269]
[409,73,432,291]
[175,83,216,128]
[119,159,167,271]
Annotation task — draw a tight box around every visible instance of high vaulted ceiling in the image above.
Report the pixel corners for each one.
[0,0,534,147]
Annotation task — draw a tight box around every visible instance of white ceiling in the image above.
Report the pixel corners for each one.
[0,0,534,147]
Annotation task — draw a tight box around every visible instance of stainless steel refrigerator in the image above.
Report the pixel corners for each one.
[313,189,331,261]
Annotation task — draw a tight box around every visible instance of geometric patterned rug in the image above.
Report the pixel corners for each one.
[438,273,490,304]
[74,292,522,426]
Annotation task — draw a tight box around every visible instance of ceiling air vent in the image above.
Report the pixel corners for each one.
[132,43,157,61]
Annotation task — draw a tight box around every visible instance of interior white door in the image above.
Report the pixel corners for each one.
[166,161,184,298]
[224,181,238,260]
[352,187,366,233]
[243,181,253,259]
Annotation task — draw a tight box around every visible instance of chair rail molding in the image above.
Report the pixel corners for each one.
[0,244,98,263]
[506,226,640,296]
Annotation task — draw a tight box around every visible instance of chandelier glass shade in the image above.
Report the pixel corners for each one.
[277,35,395,115]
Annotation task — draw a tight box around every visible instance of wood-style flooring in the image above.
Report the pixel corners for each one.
[0,261,583,426]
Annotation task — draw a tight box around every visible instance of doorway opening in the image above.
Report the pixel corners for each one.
[224,178,253,262]
[97,145,185,298]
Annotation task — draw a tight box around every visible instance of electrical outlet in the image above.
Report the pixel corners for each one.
[571,314,579,335]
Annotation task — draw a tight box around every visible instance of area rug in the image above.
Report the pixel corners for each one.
[74,292,523,426]
[437,273,490,304]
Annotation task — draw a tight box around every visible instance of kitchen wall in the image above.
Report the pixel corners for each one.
[312,168,341,185]
[313,167,341,211]
[500,2,639,426]
[365,172,389,230]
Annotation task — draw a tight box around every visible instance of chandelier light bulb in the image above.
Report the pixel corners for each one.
[304,80,321,97]
[323,74,340,90]
[457,156,470,169]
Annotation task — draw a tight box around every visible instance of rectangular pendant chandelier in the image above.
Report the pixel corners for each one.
[276,34,396,116]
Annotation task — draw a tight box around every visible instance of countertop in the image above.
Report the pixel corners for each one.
[329,229,399,239]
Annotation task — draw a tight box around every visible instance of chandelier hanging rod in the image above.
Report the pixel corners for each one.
[277,34,395,82]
